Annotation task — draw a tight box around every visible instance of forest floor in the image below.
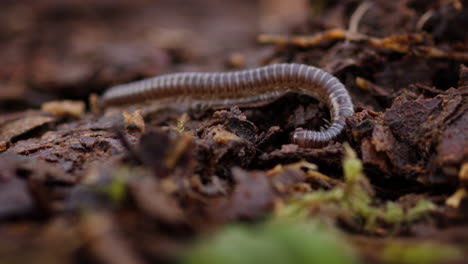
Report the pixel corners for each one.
[0,0,467,263]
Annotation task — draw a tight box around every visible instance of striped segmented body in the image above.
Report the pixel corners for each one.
[101,63,354,147]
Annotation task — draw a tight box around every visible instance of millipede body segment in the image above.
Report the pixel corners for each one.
[101,63,354,147]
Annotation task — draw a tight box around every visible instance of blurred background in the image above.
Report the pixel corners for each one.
[0,0,313,111]
[2,0,466,112]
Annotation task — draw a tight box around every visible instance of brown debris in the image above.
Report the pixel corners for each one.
[6,128,124,177]
[123,110,145,132]
[209,166,306,222]
[446,188,467,209]
[259,0,310,33]
[258,29,347,48]
[459,65,468,88]
[356,77,392,98]
[218,172,273,220]
[460,163,468,187]
[349,86,467,185]
[194,108,259,178]
[0,112,56,143]
[41,100,85,119]
[0,153,74,215]
[0,219,82,264]
[137,128,196,177]
[267,161,341,190]
[129,177,184,223]
[80,212,145,264]
[259,29,468,61]
[258,143,345,173]
[374,55,456,92]
[211,107,258,142]
[0,82,26,100]
[0,177,34,219]
[434,100,468,177]
[225,52,247,69]
[0,143,6,153]
[446,163,468,209]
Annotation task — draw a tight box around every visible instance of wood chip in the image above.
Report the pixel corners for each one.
[41,100,85,118]
[0,114,55,142]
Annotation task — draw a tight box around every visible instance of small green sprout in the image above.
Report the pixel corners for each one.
[277,144,437,230]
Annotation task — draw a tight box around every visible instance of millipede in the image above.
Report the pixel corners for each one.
[100,63,354,148]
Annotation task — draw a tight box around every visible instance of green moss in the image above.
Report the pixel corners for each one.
[382,243,463,264]
[278,144,437,230]
[405,200,437,222]
[104,174,127,204]
[89,166,129,205]
[182,145,445,264]
[182,221,358,264]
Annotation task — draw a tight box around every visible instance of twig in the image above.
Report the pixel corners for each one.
[258,30,468,62]
[416,10,434,30]
[348,1,373,33]
[257,29,347,48]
